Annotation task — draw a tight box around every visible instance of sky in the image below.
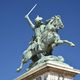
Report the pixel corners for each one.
[0,0,80,80]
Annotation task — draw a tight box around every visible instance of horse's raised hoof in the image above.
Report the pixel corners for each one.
[70,43,75,47]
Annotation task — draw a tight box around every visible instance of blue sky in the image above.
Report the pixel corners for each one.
[0,0,80,80]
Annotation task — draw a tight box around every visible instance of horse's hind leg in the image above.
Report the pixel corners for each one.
[16,59,24,72]
[16,50,33,72]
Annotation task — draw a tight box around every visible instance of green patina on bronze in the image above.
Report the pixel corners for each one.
[17,4,75,72]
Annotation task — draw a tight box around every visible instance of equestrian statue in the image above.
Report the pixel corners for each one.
[17,4,75,72]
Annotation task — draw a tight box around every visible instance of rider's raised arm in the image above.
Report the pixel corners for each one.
[25,4,37,29]
[25,15,35,29]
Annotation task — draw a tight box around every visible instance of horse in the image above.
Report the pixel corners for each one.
[17,15,75,72]
[41,15,75,48]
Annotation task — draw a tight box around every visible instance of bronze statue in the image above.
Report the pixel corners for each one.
[17,4,75,72]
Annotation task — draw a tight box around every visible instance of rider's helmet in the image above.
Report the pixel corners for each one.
[35,15,43,21]
[35,15,43,27]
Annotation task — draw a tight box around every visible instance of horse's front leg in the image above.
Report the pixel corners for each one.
[62,40,75,47]
[55,39,75,47]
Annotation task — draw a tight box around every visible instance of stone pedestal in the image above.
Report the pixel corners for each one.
[16,61,80,80]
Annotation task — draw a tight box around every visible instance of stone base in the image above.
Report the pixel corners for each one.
[16,61,80,80]
[33,72,72,80]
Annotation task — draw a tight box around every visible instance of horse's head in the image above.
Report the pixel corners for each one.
[50,15,64,30]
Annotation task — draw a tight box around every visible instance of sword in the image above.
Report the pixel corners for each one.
[25,4,37,18]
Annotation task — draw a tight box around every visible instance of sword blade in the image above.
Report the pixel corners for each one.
[25,4,37,18]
